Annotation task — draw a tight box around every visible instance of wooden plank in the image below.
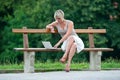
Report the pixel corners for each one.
[23,27,29,48]
[88,27,95,48]
[14,48,113,52]
[12,29,106,34]
[14,48,62,52]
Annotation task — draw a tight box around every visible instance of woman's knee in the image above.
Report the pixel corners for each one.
[68,36,74,42]
[69,43,77,54]
[71,43,77,49]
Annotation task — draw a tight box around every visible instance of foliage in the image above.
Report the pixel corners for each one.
[0,0,120,64]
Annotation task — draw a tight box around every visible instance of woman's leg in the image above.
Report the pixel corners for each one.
[67,43,77,66]
[65,43,77,72]
[60,36,75,63]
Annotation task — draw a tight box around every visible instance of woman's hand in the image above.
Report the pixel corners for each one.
[54,42,60,48]
[46,25,55,33]
[46,21,58,33]
[50,28,55,33]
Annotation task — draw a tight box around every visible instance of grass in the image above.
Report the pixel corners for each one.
[0,59,120,71]
[102,58,120,69]
[35,62,89,71]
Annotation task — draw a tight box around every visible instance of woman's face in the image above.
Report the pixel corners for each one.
[55,17,63,23]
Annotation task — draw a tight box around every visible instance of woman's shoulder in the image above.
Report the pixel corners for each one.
[66,19,73,23]
[66,20,73,25]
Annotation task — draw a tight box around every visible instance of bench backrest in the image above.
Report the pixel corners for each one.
[12,28,106,34]
[12,27,106,48]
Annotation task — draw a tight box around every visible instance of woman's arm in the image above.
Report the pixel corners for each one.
[46,21,58,32]
[54,21,73,48]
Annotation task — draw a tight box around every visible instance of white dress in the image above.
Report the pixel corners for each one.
[56,20,84,53]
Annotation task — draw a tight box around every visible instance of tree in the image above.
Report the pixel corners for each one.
[0,0,120,63]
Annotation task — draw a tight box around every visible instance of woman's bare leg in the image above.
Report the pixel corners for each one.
[67,43,77,65]
[65,43,77,72]
[60,36,75,63]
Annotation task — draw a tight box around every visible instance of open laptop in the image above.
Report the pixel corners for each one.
[42,41,56,49]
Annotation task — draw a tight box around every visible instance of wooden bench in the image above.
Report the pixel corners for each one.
[12,27,113,73]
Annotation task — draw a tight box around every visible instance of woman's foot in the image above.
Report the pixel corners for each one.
[59,57,66,63]
[65,64,70,72]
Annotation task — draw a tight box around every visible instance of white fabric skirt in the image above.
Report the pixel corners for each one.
[61,35,84,53]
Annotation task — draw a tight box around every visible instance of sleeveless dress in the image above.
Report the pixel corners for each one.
[56,20,84,53]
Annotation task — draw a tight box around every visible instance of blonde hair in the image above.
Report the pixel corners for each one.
[54,9,64,20]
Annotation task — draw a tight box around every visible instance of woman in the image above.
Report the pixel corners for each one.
[46,9,84,72]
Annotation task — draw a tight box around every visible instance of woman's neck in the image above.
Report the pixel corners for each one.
[59,19,66,24]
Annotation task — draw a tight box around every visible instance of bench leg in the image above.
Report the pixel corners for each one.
[89,51,102,71]
[24,51,35,73]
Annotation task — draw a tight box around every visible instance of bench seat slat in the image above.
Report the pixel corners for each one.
[14,48,113,52]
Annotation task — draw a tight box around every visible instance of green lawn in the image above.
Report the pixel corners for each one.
[0,59,120,71]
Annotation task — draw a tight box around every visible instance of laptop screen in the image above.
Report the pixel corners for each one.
[42,41,54,49]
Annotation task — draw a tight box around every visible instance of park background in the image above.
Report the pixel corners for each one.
[0,0,120,69]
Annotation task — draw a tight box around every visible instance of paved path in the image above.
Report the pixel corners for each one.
[0,70,120,80]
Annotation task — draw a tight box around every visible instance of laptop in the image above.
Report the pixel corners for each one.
[42,41,56,49]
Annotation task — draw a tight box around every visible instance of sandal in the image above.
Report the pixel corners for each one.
[65,64,70,72]
[59,57,66,63]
